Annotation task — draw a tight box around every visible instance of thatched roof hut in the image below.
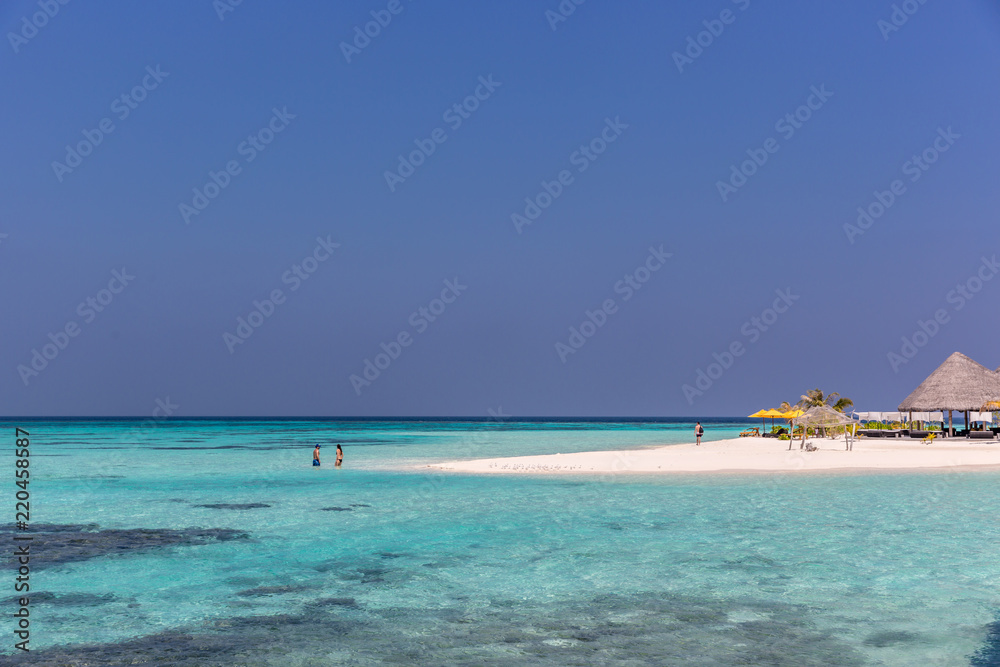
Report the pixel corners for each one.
[791,406,860,451]
[793,405,859,428]
[898,352,1000,411]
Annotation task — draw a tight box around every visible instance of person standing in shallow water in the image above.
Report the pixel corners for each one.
[695,422,704,446]
[335,444,343,467]
[313,444,321,466]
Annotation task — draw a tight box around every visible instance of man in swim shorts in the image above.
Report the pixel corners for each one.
[313,444,321,466]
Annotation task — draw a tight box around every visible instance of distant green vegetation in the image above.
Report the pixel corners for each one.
[784,389,854,413]
[860,421,943,431]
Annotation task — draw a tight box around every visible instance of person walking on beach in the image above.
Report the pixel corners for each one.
[335,444,343,468]
[695,422,704,446]
[313,444,321,466]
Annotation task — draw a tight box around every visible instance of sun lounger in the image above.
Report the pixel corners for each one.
[968,431,996,440]
[739,428,760,438]
[908,430,929,439]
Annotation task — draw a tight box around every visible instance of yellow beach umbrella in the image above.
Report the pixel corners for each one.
[983,402,1000,429]
[761,409,786,432]
[781,409,804,434]
[748,409,768,432]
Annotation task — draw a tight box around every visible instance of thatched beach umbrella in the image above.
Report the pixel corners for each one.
[790,405,859,451]
[898,352,1000,436]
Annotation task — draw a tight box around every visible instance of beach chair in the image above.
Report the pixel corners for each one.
[739,427,760,438]
[968,430,996,440]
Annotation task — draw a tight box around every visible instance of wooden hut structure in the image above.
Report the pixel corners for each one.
[898,352,1000,436]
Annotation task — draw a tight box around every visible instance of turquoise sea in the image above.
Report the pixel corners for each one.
[2,419,1000,666]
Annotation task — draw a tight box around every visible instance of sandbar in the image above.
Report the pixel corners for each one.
[428,436,1000,475]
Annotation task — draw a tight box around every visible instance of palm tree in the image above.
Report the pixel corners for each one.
[796,389,853,413]
[830,396,854,413]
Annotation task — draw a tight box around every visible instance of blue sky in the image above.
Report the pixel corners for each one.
[2,0,999,417]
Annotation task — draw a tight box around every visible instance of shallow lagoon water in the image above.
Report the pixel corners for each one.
[3,419,999,665]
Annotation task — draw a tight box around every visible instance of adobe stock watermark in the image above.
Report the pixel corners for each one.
[121,397,180,442]
[672,0,751,73]
[51,65,170,183]
[349,277,467,395]
[545,0,587,31]
[716,84,833,202]
[877,0,930,41]
[682,288,799,404]
[339,0,415,64]
[178,106,296,224]
[843,126,959,244]
[415,406,510,501]
[76,396,180,499]
[511,116,628,234]
[16,268,136,386]
[7,0,71,54]
[384,75,502,192]
[886,255,998,373]
[555,246,671,363]
[222,236,339,353]
[214,0,244,21]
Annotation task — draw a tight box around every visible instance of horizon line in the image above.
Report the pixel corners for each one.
[0,415,755,422]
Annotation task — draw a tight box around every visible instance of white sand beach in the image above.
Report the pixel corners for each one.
[430,436,1000,475]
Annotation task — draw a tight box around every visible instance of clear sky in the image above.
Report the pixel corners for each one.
[2,0,999,417]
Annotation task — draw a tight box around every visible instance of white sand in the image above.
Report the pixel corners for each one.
[429,436,1000,475]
